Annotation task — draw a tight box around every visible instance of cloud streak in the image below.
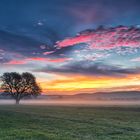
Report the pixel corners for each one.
[36,61,140,77]
[5,57,72,65]
[57,26,140,50]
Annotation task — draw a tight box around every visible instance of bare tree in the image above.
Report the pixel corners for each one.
[0,72,41,104]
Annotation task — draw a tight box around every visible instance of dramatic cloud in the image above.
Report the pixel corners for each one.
[36,61,140,77]
[57,26,140,50]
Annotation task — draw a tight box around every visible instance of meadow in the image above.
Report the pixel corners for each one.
[0,105,140,140]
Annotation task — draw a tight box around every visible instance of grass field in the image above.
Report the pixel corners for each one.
[0,105,140,140]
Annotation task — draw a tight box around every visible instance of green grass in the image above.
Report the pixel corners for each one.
[0,105,140,140]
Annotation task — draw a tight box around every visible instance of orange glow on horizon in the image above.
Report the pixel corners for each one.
[38,73,140,95]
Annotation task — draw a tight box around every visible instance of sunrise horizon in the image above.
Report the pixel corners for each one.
[1,1,140,95]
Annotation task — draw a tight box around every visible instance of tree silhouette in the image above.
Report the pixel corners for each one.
[0,72,41,104]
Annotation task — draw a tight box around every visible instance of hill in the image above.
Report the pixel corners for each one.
[38,91,140,100]
[1,91,140,100]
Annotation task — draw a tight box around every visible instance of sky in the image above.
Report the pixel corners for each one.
[1,0,140,94]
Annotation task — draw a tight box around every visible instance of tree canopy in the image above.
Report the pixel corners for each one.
[0,72,41,104]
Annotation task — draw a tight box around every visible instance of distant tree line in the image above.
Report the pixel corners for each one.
[0,72,41,104]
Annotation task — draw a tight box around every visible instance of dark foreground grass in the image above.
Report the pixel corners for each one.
[0,105,140,140]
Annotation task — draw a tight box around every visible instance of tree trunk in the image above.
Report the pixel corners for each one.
[16,99,20,105]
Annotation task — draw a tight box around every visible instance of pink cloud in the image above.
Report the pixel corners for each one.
[43,51,55,55]
[5,57,72,65]
[5,60,26,65]
[27,57,72,63]
[56,26,140,50]
[27,57,47,61]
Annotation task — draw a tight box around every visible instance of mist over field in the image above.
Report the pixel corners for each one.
[0,99,140,106]
[17,99,140,106]
[0,91,140,106]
